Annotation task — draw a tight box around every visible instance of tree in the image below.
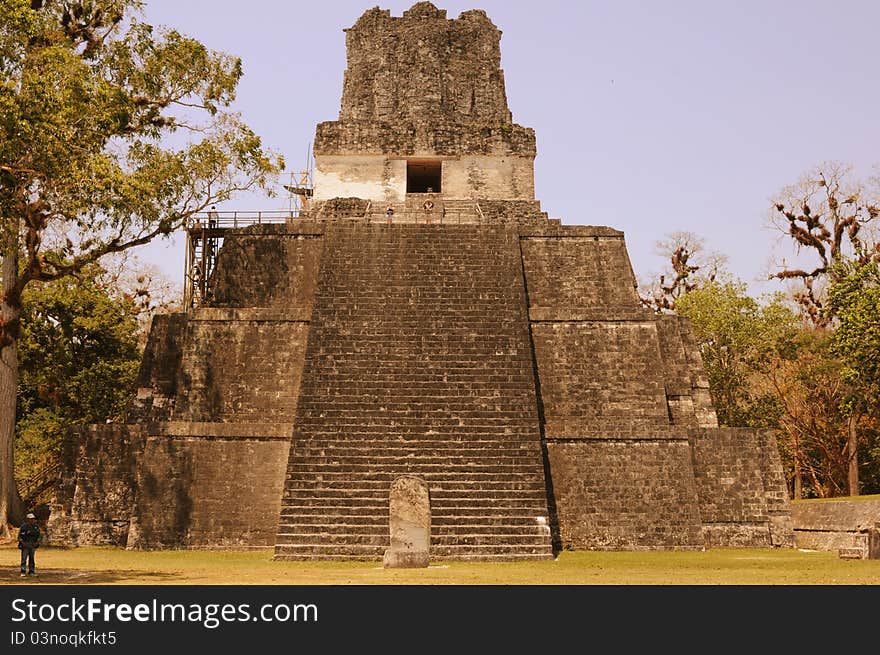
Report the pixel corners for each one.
[641,231,727,312]
[676,280,878,498]
[770,162,879,327]
[675,281,797,429]
[16,264,142,500]
[763,332,871,499]
[770,162,879,495]
[828,260,880,408]
[827,260,880,495]
[0,0,283,533]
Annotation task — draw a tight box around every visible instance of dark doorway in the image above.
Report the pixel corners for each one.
[406,160,442,193]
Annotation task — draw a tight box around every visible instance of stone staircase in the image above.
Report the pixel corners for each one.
[274,223,554,560]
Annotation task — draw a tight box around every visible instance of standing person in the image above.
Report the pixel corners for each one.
[423,199,434,223]
[18,513,40,577]
[385,205,395,224]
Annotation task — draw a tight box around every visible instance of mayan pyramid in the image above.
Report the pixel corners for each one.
[51,3,793,558]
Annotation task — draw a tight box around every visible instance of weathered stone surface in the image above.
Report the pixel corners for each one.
[687,428,787,548]
[209,233,323,310]
[313,3,536,202]
[126,314,187,422]
[531,322,671,438]
[48,424,146,547]
[274,223,553,561]
[655,316,717,428]
[383,476,431,568]
[792,498,880,559]
[128,433,291,549]
[547,440,705,550]
[792,497,880,532]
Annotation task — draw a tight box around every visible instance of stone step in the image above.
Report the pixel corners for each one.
[289,445,542,453]
[285,467,544,478]
[292,417,539,427]
[288,440,542,450]
[276,523,548,537]
[289,431,540,440]
[274,532,550,546]
[283,478,546,491]
[289,438,542,448]
[276,223,550,559]
[278,509,547,524]
[294,407,536,418]
[279,496,548,509]
[288,451,542,462]
[838,547,866,560]
[285,463,544,474]
[281,498,548,511]
[287,454,542,466]
[273,545,553,561]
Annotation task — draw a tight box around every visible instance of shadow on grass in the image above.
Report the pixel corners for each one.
[0,567,178,585]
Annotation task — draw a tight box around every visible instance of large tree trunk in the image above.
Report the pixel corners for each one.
[1,243,25,538]
[847,414,860,497]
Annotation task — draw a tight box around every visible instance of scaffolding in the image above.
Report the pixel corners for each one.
[183,158,315,310]
[183,210,295,310]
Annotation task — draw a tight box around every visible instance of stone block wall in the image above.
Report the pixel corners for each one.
[56,223,325,548]
[792,497,880,558]
[313,3,536,202]
[338,4,511,126]
[121,224,326,547]
[170,318,309,423]
[166,224,322,424]
[209,232,323,310]
[126,313,187,422]
[519,226,708,549]
[128,424,292,549]
[656,316,717,428]
[687,428,793,547]
[50,424,146,546]
[547,440,704,550]
[531,322,670,438]
[521,233,643,317]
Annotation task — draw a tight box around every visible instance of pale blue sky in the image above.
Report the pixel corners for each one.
[137,0,880,294]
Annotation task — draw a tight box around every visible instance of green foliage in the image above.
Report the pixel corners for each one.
[15,266,141,487]
[676,277,880,497]
[828,260,880,408]
[675,281,798,428]
[1,0,282,286]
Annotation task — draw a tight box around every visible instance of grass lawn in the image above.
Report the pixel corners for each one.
[2,546,879,585]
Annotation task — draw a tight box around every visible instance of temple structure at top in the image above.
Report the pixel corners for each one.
[313,2,535,205]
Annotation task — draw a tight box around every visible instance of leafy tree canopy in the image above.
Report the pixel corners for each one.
[1,0,282,529]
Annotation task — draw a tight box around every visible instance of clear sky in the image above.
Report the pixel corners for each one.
[136,0,880,295]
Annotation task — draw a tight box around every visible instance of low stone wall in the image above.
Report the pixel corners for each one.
[128,423,292,549]
[49,424,146,547]
[792,497,880,559]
